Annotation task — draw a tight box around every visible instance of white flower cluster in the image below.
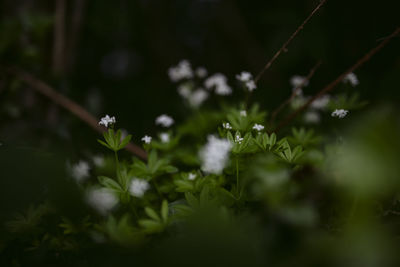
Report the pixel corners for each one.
[343,72,359,87]
[240,110,247,117]
[99,115,116,128]
[86,188,118,215]
[129,178,150,197]
[178,84,209,108]
[304,111,321,124]
[141,135,152,144]
[71,160,90,182]
[92,155,104,167]
[311,95,331,110]
[168,60,194,82]
[235,133,244,144]
[222,122,232,130]
[290,75,309,96]
[236,71,257,92]
[155,114,174,127]
[199,135,232,175]
[195,67,208,78]
[159,132,170,143]
[331,109,349,119]
[204,73,232,95]
[253,123,264,131]
[188,173,197,181]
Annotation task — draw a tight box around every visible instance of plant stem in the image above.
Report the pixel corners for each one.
[236,157,240,198]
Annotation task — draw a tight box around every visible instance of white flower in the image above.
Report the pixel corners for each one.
[86,188,118,215]
[168,60,194,82]
[253,123,264,131]
[240,110,247,117]
[199,135,232,175]
[141,135,152,144]
[99,115,116,128]
[160,132,170,143]
[129,178,150,197]
[188,173,197,181]
[222,122,232,130]
[331,109,349,119]
[92,155,105,167]
[290,75,309,88]
[188,89,209,108]
[343,72,359,87]
[292,87,303,96]
[311,95,330,110]
[245,80,257,92]
[236,71,253,82]
[204,73,232,95]
[304,111,320,124]
[235,134,244,144]
[155,114,174,127]
[195,67,208,78]
[71,160,90,182]
[177,84,192,99]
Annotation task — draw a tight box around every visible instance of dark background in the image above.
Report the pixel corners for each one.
[0,0,399,154]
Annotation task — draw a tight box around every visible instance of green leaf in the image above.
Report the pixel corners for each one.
[144,207,161,222]
[138,219,163,233]
[98,139,112,150]
[118,134,132,150]
[185,192,198,207]
[161,200,168,223]
[98,176,123,191]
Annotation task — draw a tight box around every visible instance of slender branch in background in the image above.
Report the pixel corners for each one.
[274,27,400,133]
[52,0,66,74]
[67,0,87,72]
[254,0,327,84]
[269,61,322,125]
[4,67,148,160]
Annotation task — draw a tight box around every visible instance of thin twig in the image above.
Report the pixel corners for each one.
[270,61,322,125]
[274,27,400,133]
[5,67,148,160]
[52,0,66,74]
[254,0,327,84]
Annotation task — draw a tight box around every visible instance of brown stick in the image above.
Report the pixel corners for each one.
[269,61,322,125]
[52,0,66,74]
[254,0,327,84]
[6,68,148,160]
[274,27,400,133]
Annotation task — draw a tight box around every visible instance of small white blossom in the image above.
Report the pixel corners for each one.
[168,60,194,82]
[292,87,303,96]
[204,73,232,95]
[331,109,349,119]
[253,123,264,131]
[240,110,247,117]
[343,72,359,87]
[222,122,232,130]
[195,67,208,78]
[177,84,192,99]
[155,114,174,127]
[290,75,309,88]
[141,135,152,144]
[245,80,257,92]
[235,134,244,144]
[188,89,209,108]
[311,95,330,110]
[86,188,118,215]
[92,155,105,167]
[129,178,150,197]
[71,160,90,182]
[188,173,197,181]
[160,132,170,143]
[236,71,253,82]
[304,111,321,124]
[199,135,232,175]
[99,115,116,128]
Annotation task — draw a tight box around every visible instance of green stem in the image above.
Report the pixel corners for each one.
[114,151,120,173]
[152,180,162,198]
[236,157,240,198]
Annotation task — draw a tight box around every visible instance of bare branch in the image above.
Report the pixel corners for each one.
[274,27,400,133]
[269,61,322,125]
[67,0,87,72]
[5,68,148,160]
[254,0,327,84]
